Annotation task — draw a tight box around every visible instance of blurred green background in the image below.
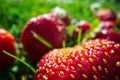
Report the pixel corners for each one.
[0,0,120,80]
[0,0,120,39]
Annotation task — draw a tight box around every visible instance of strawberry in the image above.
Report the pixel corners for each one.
[35,39,120,80]
[20,14,66,63]
[51,7,71,26]
[73,21,91,38]
[96,9,118,29]
[100,21,117,29]
[0,29,16,70]
[96,9,117,22]
[95,29,120,43]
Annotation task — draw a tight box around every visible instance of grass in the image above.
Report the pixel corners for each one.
[3,50,36,73]
[0,0,120,80]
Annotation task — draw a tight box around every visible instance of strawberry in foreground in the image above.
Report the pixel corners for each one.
[35,39,120,80]
[0,29,16,71]
[21,14,66,63]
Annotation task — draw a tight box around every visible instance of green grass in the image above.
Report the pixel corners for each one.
[0,0,120,80]
[3,50,36,73]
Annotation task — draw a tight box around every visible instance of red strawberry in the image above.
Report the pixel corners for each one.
[96,9,117,22]
[35,39,120,80]
[0,29,16,70]
[96,9,118,29]
[100,21,117,29]
[20,14,66,63]
[95,29,120,43]
[51,7,71,26]
[73,21,91,38]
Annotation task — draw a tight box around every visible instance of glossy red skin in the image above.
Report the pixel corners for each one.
[35,39,120,80]
[21,14,66,63]
[73,21,91,38]
[0,29,16,70]
[95,29,120,43]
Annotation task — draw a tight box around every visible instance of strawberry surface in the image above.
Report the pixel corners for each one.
[21,14,66,63]
[96,9,117,22]
[0,29,16,70]
[35,39,120,80]
[95,29,120,43]
[100,21,118,29]
[96,9,118,29]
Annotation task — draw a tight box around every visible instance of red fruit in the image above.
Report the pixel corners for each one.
[73,21,91,38]
[101,21,117,29]
[51,7,71,26]
[96,9,117,22]
[0,29,16,70]
[95,29,120,43]
[35,39,120,80]
[20,14,66,63]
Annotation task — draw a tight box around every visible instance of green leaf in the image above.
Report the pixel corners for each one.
[3,50,36,74]
[31,31,54,48]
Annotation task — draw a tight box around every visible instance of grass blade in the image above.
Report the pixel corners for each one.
[9,72,16,80]
[3,50,36,74]
[31,31,54,48]
[77,29,82,45]
[62,40,66,48]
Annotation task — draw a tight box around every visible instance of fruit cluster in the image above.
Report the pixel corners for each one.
[0,6,120,80]
[33,8,120,80]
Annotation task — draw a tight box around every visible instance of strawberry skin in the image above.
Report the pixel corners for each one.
[96,9,116,22]
[0,29,16,70]
[95,29,120,43]
[35,39,120,80]
[96,9,118,29]
[20,14,66,63]
[100,21,118,29]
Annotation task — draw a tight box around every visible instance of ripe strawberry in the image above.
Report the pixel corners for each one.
[73,21,91,38]
[20,14,66,63]
[96,9,117,22]
[95,29,120,43]
[0,29,16,70]
[35,39,120,80]
[51,7,71,26]
[96,9,118,29]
